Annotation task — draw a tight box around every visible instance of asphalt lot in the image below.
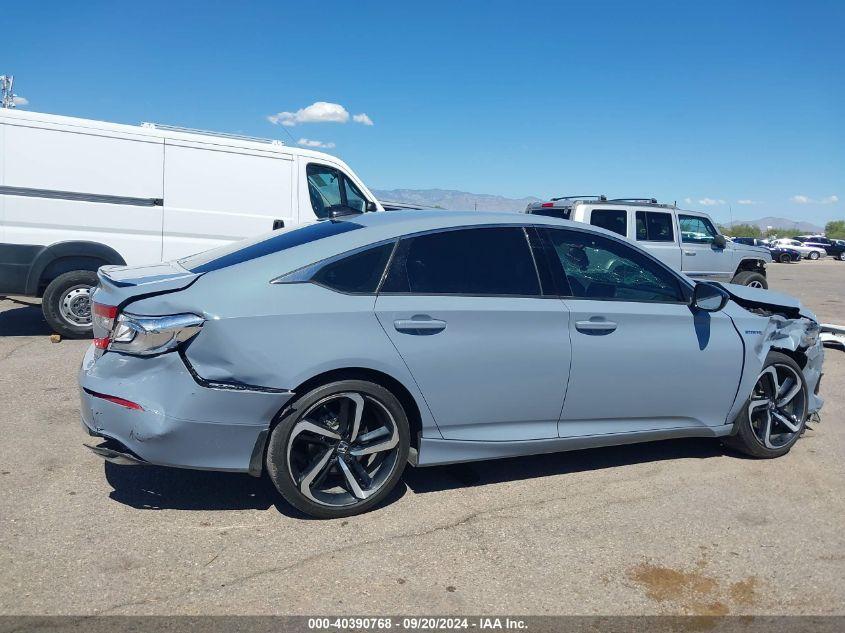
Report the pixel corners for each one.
[0,259,843,616]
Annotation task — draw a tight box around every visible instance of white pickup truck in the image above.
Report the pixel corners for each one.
[526,196,772,288]
[0,108,383,337]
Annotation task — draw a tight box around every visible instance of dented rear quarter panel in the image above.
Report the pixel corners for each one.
[127,269,443,439]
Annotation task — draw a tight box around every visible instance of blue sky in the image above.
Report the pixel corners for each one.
[4,0,843,225]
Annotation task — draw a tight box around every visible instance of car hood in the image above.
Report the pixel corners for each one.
[717,281,817,322]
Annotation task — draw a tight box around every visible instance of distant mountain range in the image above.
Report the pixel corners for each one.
[372,188,540,213]
[725,216,823,233]
[373,189,828,233]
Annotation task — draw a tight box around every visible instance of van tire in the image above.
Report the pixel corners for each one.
[731,271,768,289]
[42,270,98,339]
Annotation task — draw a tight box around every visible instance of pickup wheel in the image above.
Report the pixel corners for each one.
[41,270,98,339]
[731,270,768,289]
[724,352,807,458]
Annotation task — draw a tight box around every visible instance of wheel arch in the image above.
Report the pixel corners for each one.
[27,241,126,296]
[734,258,767,277]
[279,367,424,449]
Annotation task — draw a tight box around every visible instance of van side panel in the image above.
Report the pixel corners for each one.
[1,121,164,269]
[161,142,295,260]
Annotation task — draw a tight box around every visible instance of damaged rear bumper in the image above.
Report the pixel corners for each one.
[78,344,294,474]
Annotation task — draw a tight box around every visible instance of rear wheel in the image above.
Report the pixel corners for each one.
[808,251,820,260]
[838,252,845,261]
[731,270,768,289]
[41,270,98,339]
[266,380,410,518]
[724,352,808,458]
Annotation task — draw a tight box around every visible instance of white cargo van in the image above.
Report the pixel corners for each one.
[0,108,382,337]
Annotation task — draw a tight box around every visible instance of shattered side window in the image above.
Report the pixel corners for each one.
[545,228,685,303]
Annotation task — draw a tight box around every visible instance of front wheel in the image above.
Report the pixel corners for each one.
[41,270,98,339]
[724,352,808,458]
[266,380,410,519]
[838,252,845,261]
[778,253,791,264]
[808,251,820,260]
[731,270,768,289]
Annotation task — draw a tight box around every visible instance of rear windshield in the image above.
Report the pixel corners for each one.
[179,221,363,274]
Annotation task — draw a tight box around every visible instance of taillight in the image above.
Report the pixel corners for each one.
[109,313,204,356]
[541,202,555,208]
[92,303,118,349]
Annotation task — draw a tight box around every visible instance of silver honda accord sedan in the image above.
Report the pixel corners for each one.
[80,210,825,518]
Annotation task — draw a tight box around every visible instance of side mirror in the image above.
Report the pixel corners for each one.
[327,205,364,219]
[366,200,378,212]
[713,234,727,249]
[692,282,730,312]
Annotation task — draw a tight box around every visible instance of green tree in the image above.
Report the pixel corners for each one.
[720,223,761,238]
[825,220,845,239]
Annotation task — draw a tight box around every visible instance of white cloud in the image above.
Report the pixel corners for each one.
[791,194,839,204]
[352,113,374,126]
[268,101,350,127]
[297,138,336,149]
[737,199,762,205]
[684,197,693,204]
[698,198,725,206]
[12,96,28,106]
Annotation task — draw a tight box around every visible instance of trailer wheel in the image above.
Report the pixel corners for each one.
[42,270,98,339]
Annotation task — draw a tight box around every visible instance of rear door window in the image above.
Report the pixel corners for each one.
[381,227,540,296]
[635,211,675,242]
[589,209,627,236]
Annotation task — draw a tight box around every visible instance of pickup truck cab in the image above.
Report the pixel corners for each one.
[526,196,771,288]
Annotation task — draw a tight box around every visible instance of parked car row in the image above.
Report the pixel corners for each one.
[732,236,845,262]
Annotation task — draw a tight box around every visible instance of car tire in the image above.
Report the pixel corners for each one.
[778,253,791,264]
[41,270,98,339]
[266,379,410,519]
[808,251,820,260]
[731,271,768,289]
[838,252,845,261]
[724,352,808,459]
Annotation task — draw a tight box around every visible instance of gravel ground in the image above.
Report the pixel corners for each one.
[0,259,842,616]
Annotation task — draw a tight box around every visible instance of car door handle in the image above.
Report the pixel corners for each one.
[575,319,617,333]
[684,250,696,256]
[394,316,447,334]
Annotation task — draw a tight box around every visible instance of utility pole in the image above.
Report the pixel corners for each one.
[1,75,24,109]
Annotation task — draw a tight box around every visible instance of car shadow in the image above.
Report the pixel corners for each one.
[0,297,53,337]
[104,437,724,516]
[403,437,725,494]
[103,461,408,519]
